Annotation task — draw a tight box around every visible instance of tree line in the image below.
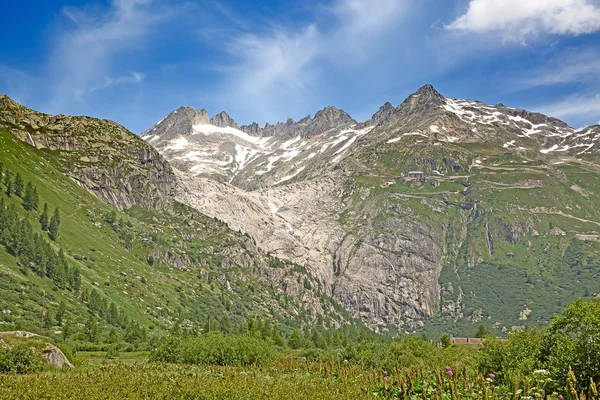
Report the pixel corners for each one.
[0,161,74,289]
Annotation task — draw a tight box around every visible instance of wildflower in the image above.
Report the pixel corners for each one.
[558,396,564,400]
[445,366,453,377]
[383,371,388,376]
[489,373,495,379]
[533,369,549,375]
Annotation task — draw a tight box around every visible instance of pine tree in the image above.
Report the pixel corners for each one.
[14,173,23,197]
[288,329,304,349]
[4,172,12,196]
[23,182,38,211]
[32,187,39,210]
[55,300,66,326]
[39,203,49,231]
[72,268,81,292]
[475,324,488,338]
[48,207,60,241]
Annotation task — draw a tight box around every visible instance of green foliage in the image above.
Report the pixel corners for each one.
[150,332,280,367]
[39,203,48,231]
[48,207,60,241]
[13,173,23,198]
[564,239,584,268]
[544,298,600,390]
[0,346,45,374]
[440,334,450,348]
[105,345,120,360]
[22,183,38,211]
[4,171,12,196]
[475,325,488,339]
[478,329,545,382]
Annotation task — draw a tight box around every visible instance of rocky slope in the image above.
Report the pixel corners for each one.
[0,95,178,210]
[0,99,355,345]
[145,84,600,333]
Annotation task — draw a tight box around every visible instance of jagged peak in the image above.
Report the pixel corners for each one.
[396,84,446,115]
[298,115,312,124]
[210,111,238,129]
[414,83,443,97]
[313,106,355,123]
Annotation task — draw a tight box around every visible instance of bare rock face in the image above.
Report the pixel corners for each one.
[0,95,179,211]
[40,345,74,369]
[210,111,238,129]
[175,169,442,329]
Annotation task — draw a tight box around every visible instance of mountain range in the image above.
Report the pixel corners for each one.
[1,84,599,338]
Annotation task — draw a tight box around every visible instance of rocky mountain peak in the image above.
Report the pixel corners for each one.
[240,122,261,136]
[210,111,238,129]
[313,106,354,124]
[372,102,396,123]
[396,84,446,116]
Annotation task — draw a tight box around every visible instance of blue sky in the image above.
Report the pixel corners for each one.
[1,0,600,133]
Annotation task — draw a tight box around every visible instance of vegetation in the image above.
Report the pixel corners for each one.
[0,128,354,356]
[1,299,600,398]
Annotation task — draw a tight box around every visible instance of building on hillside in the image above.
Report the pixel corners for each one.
[403,171,426,183]
[451,337,485,344]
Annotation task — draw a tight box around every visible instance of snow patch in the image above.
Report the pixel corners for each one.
[164,137,190,151]
[192,124,266,146]
[274,167,305,184]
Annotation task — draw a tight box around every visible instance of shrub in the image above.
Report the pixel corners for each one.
[478,329,545,382]
[150,332,280,367]
[544,298,600,391]
[0,346,45,374]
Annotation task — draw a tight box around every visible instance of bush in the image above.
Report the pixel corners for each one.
[544,298,600,390]
[0,346,45,374]
[150,332,280,367]
[478,329,545,382]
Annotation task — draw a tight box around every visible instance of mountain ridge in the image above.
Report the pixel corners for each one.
[141,84,600,332]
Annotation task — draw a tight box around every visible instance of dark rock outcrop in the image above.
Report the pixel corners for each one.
[0,94,178,211]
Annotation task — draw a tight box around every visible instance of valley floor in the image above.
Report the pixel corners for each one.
[0,361,378,400]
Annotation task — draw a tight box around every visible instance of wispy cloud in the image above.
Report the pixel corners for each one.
[46,0,168,111]
[536,93,600,123]
[447,0,600,41]
[215,0,411,123]
[517,48,600,88]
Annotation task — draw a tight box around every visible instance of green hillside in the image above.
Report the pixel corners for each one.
[0,127,354,350]
[341,134,600,337]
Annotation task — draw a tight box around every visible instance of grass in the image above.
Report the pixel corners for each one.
[0,361,381,399]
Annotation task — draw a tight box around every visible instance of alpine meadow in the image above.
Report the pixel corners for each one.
[1,0,600,398]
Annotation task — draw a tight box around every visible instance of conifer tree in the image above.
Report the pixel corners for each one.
[55,300,66,326]
[4,172,12,196]
[48,207,60,240]
[32,187,38,210]
[72,268,81,292]
[13,173,24,197]
[23,182,38,211]
[39,203,49,231]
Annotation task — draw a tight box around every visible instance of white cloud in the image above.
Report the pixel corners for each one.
[448,0,600,39]
[536,93,600,121]
[46,0,173,111]
[215,0,410,123]
[87,72,146,95]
